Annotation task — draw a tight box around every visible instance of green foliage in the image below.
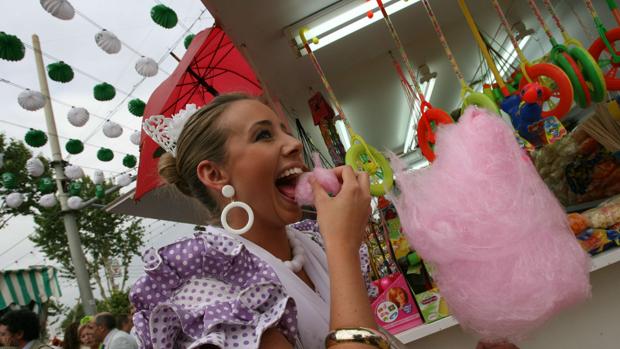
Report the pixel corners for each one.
[97,290,131,315]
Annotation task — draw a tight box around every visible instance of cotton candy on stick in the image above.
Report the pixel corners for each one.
[390,106,591,342]
[295,153,341,206]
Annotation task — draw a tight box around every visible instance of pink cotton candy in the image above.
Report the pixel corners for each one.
[390,106,591,342]
[295,153,341,206]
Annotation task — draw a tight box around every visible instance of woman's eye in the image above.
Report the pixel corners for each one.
[255,130,272,141]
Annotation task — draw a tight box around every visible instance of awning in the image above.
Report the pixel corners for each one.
[0,266,62,309]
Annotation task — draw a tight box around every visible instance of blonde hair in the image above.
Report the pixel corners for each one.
[158,93,256,223]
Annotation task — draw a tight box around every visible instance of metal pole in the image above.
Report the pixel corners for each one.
[31,34,97,315]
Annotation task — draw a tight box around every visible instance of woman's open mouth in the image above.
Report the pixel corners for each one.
[275,167,303,202]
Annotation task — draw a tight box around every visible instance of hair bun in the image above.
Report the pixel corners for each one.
[158,152,192,196]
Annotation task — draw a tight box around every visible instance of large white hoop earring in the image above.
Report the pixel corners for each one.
[220,184,254,235]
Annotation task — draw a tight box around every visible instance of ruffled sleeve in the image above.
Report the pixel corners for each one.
[130,230,299,349]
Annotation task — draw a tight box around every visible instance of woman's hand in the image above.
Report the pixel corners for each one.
[310,165,371,252]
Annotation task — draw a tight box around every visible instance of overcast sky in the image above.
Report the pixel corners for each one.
[0,0,214,335]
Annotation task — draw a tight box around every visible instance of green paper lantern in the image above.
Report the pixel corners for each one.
[0,32,25,61]
[122,154,137,168]
[47,61,74,83]
[95,184,105,199]
[38,177,55,194]
[25,129,48,147]
[184,34,195,49]
[128,98,146,116]
[65,139,84,155]
[1,172,17,189]
[69,181,81,196]
[150,4,178,29]
[97,148,114,162]
[93,82,116,101]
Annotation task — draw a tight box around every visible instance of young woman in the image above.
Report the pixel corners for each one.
[131,93,392,348]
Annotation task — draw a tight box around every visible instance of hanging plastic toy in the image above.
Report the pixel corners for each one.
[587,0,620,90]
[374,0,454,163]
[298,29,393,196]
[526,0,602,108]
[541,0,606,103]
[421,0,498,114]
[458,0,573,118]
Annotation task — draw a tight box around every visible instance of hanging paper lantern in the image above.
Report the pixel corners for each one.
[40,0,75,20]
[128,98,145,116]
[65,139,84,155]
[38,177,55,194]
[25,129,48,148]
[95,184,105,199]
[102,121,122,138]
[0,32,26,61]
[64,165,84,180]
[122,154,137,168]
[26,158,45,177]
[150,4,178,29]
[67,196,83,210]
[1,172,17,189]
[18,89,46,111]
[38,193,57,208]
[184,34,195,49]
[95,29,121,54]
[68,181,81,196]
[47,61,74,83]
[135,57,158,77]
[97,148,114,162]
[6,192,24,208]
[67,107,89,127]
[116,173,132,187]
[93,82,116,101]
[93,170,104,185]
[129,131,141,146]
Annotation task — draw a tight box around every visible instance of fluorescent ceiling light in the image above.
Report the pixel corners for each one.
[403,78,436,154]
[335,119,352,150]
[289,0,420,54]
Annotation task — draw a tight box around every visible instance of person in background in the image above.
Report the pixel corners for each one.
[61,322,80,349]
[0,322,14,348]
[92,313,137,349]
[114,315,132,334]
[0,309,50,349]
[77,317,98,349]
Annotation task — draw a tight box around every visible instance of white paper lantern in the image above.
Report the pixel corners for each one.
[64,165,84,180]
[38,193,57,208]
[93,170,104,185]
[40,0,75,20]
[18,89,46,111]
[95,29,121,54]
[116,173,132,187]
[67,107,89,127]
[26,158,45,177]
[135,57,158,77]
[67,196,83,210]
[129,131,141,146]
[6,193,25,208]
[103,121,123,138]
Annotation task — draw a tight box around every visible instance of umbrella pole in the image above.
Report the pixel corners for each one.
[170,52,220,97]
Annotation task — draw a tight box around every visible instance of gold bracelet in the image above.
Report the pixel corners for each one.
[325,327,390,349]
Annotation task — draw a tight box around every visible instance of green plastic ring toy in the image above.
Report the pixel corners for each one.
[551,47,590,108]
[345,143,393,197]
[462,92,500,114]
[569,45,607,103]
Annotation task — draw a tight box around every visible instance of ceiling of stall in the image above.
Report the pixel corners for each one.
[200,0,611,154]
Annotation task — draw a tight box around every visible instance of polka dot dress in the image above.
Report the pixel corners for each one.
[130,230,299,348]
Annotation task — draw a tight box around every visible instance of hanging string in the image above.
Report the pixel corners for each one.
[0,78,138,132]
[567,2,596,42]
[22,42,136,97]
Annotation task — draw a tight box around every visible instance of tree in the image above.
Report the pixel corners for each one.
[30,176,144,299]
[0,133,51,229]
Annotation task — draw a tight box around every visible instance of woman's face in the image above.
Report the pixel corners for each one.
[79,325,95,346]
[213,100,305,229]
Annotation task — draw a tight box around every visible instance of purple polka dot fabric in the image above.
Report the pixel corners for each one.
[130,232,299,348]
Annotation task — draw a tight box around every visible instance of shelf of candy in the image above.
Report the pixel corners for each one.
[568,194,620,256]
[532,119,620,207]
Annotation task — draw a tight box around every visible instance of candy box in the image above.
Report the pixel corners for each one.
[528,116,567,146]
[414,288,450,323]
[576,228,620,255]
[371,273,423,334]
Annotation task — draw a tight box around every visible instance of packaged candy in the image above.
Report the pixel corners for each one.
[371,273,423,334]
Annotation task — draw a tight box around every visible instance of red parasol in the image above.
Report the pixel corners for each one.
[135,26,263,200]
